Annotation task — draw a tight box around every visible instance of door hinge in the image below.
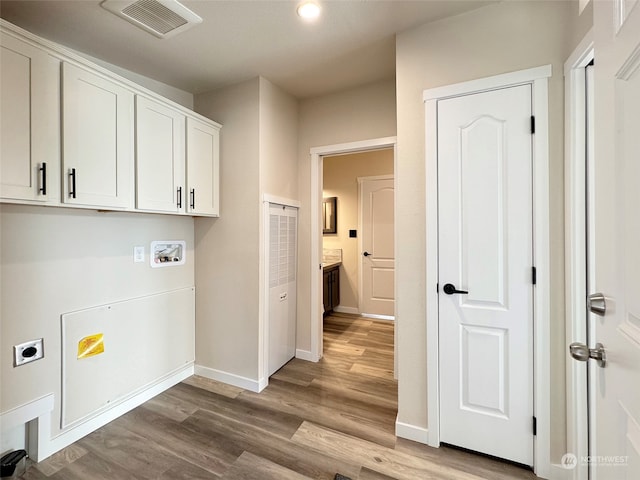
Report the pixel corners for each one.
[532,266,537,285]
[533,416,537,436]
[530,116,536,134]
[436,283,439,293]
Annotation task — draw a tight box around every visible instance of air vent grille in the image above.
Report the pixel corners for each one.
[101,0,202,39]
[122,0,188,35]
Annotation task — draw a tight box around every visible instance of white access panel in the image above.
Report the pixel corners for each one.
[61,287,195,428]
[268,204,298,376]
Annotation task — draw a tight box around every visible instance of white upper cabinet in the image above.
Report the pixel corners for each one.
[62,62,134,209]
[1,20,221,216]
[0,32,60,203]
[186,117,220,216]
[135,96,185,213]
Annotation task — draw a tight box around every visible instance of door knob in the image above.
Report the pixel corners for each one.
[569,342,606,368]
[587,293,607,316]
[443,283,469,295]
[363,251,371,257]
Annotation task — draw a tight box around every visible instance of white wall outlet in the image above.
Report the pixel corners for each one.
[133,245,145,263]
[14,338,44,367]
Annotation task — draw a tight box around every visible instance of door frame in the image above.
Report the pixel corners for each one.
[564,31,594,480]
[424,65,552,476]
[309,137,397,363]
[357,174,395,320]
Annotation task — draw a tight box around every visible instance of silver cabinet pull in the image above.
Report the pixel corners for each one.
[569,342,606,368]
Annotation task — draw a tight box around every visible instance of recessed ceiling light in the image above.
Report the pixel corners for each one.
[297,1,321,21]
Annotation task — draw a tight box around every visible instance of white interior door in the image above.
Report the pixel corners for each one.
[268,204,298,377]
[360,176,395,317]
[438,84,534,465]
[586,4,640,478]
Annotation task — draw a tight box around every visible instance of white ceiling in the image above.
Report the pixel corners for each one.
[0,0,493,98]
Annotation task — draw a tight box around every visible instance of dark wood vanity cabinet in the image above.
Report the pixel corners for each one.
[323,264,340,314]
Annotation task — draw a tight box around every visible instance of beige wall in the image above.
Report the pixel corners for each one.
[0,205,194,436]
[323,149,394,311]
[259,78,299,200]
[395,0,588,462]
[194,78,261,381]
[296,79,397,353]
[194,77,298,384]
[74,49,194,109]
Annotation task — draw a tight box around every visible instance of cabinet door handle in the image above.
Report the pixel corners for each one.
[177,186,182,208]
[39,163,47,196]
[190,189,195,210]
[69,168,77,199]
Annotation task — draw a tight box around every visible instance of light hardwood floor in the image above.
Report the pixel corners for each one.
[18,313,537,479]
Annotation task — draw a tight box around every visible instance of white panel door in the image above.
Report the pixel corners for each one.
[588,4,640,478]
[0,32,59,202]
[186,117,219,216]
[438,85,533,465]
[360,177,395,316]
[62,63,133,208]
[135,96,185,213]
[268,204,298,377]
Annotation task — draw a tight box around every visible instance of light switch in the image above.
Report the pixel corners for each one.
[134,245,145,263]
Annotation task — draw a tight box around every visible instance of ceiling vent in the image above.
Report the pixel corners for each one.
[101,0,202,39]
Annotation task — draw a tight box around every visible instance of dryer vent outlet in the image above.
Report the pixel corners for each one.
[14,338,44,367]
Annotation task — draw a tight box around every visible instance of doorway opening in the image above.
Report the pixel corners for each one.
[309,137,397,369]
[322,150,394,318]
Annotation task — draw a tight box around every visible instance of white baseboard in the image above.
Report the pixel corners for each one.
[295,349,318,362]
[194,364,260,393]
[361,313,395,321]
[333,306,359,315]
[395,418,429,444]
[257,377,268,393]
[31,364,193,462]
[547,464,571,480]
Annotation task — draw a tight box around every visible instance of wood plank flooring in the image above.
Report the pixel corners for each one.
[18,313,537,479]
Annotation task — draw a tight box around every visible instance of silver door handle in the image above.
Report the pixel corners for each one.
[569,342,606,368]
[588,292,606,316]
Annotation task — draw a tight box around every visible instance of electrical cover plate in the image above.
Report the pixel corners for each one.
[150,240,186,268]
[14,338,44,366]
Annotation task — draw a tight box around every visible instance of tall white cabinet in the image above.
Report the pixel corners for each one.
[0,32,59,203]
[62,63,134,209]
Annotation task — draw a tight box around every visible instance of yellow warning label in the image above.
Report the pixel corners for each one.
[77,333,104,359]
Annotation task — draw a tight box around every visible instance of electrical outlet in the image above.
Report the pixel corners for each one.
[14,338,44,367]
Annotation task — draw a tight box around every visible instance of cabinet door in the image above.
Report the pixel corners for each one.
[186,117,219,216]
[331,269,340,309]
[135,96,185,213]
[1,33,59,202]
[323,270,331,313]
[62,63,133,208]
